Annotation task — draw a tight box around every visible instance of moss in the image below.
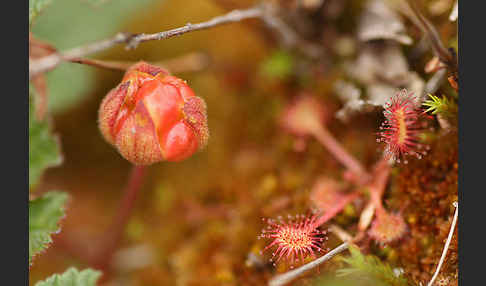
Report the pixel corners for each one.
[388,131,458,283]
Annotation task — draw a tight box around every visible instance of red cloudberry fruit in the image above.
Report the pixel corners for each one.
[258,214,327,267]
[99,62,209,165]
[377,89,426,163]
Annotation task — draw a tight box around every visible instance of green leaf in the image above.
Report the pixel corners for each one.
[31,0,157,114]
[336,244,411,286]
[35,267,101,286]
[81,0,113,7]
[29,85,62,189]
[29,191,68,265]
[29,0,54,27]
[312,274,383,286]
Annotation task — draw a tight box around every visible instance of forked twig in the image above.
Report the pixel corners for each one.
[395,0,457,70]
[29,2,324,79]
[29,6,262,78]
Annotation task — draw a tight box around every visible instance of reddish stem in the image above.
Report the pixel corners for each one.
[311,126,371,184]
[93,165,147,271]
[368,159,391,213]
[312,191,361,228]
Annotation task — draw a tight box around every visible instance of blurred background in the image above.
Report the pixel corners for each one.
[30,0,458,285]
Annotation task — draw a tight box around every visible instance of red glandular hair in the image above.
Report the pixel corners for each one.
[377,89,427,164]
[258,214,327,268]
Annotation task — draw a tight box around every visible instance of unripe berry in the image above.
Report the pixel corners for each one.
[98,62,209,165]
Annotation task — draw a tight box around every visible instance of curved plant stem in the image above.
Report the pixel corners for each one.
[311,126,371,185]
[369,159,391,213]
[313,191,361,228]
[427,202,458,286]
[93,165,147,271]
[268,242,349,286]
[357,158,391,231]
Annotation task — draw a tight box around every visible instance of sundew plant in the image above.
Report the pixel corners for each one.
[29,0,458,285]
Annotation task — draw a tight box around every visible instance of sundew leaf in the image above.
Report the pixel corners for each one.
[29,85,62,189]
[35,267,101,286]
[29,191,68,265]
[29,0,54,27]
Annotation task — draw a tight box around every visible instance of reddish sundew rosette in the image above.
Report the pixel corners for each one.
[368,209,407,245]
[258,214,327,268]
[98,62,209,165]
[377,89,426,163]
[280,94,328,137]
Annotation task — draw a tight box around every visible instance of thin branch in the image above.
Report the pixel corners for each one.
[268,242,349,286]
[68,57,132,71]
[259,2,323,58]
[29,32,133,79]
[29,2,326,79]
[259,3,298,48]
[397,0,456,70]
[69,51,210,73]
[29,5,263,79]
[125,5,264,49]
[427,202,458,286]
[154,51,210,73]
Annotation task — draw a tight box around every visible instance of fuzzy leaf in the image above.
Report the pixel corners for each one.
[35,267,101,286]
[29,0,54,27]
[29,85,62,189]
[336,244,411,286]
[29,191,68,265]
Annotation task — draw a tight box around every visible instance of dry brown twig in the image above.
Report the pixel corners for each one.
[29,5,263,79]
[69,52,210,74]
[427,202,458,286]
[29,2,321,79]
[386,0,457,71]
[30,34,210,74]
[267,219,356,286]
[268,242,349,286]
